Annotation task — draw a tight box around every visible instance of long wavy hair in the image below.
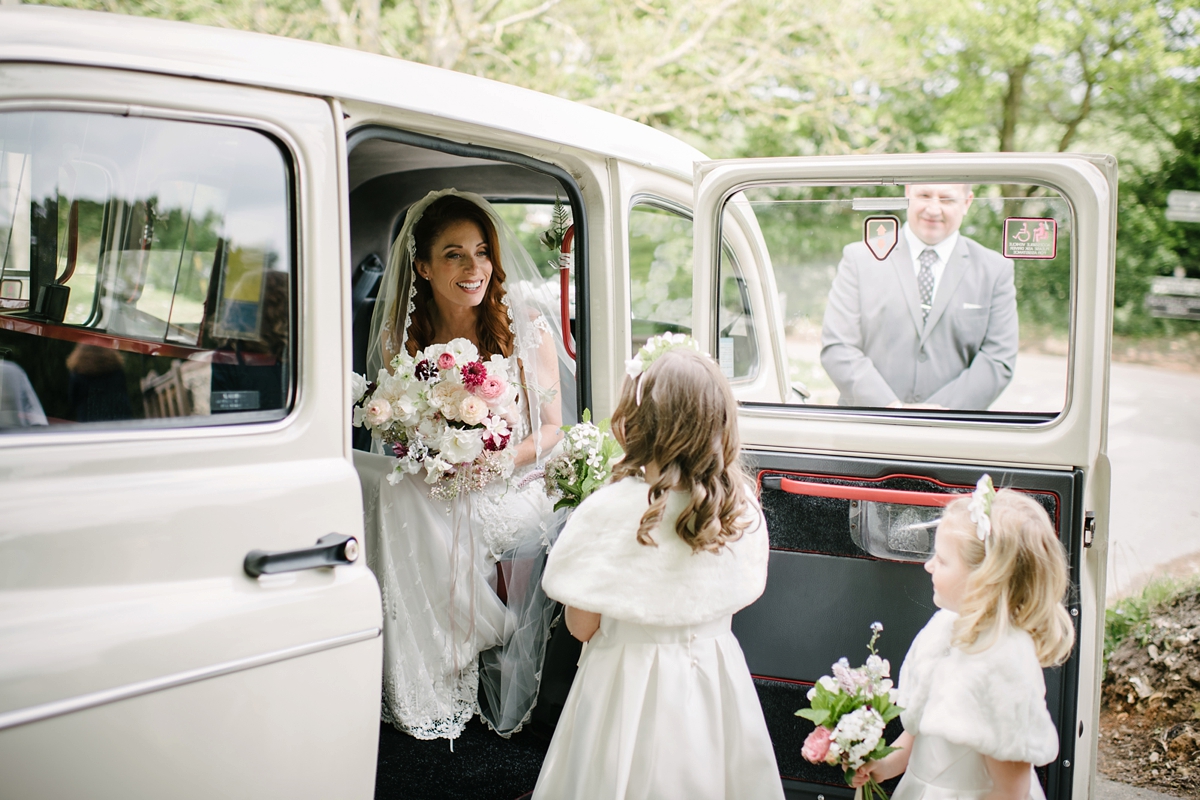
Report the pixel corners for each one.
[405,195,514,359]
[941,490,1075,667]
[610,347,754,553]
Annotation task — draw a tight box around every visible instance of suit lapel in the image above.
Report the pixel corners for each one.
[920,237,970,346]
[888,238,924,335]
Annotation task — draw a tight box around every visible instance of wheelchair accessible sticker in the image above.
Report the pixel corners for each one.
[1003,217,1057,259]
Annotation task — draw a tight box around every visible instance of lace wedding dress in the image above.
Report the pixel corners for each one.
[357,189,574,741]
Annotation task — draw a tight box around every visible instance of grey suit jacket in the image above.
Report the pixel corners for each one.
[819,235,1018,410]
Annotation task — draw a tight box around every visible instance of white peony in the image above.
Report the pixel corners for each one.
[446,338,479,364]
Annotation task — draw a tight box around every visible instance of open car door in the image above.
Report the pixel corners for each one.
[692,154,1116,800]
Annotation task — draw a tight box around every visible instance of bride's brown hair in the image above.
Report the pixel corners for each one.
[405,195,514,359]
[610,348,754,553]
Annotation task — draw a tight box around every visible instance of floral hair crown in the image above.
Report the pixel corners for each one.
[967,474,996,542]
[624,332,703,405]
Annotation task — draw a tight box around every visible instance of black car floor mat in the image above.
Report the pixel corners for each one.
[374,718,550,800]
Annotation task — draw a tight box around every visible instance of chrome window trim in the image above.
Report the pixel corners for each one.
[0,98,310,447]
[716,177,1080,433]
[0,627,381,732]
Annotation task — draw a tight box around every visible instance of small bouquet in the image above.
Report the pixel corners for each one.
[540,410,623,511]
[352,338,520,500]
[796,622,903,800]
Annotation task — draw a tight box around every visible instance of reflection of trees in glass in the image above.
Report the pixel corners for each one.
[492,202,569,281]
[629,207,692,328]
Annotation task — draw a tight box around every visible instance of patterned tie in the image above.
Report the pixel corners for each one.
[917,248,937,323]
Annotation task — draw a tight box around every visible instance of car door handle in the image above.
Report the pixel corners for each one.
[244,533,360,578]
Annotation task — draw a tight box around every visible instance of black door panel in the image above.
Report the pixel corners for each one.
[733,450,1084,800]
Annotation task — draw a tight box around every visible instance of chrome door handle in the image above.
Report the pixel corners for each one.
[244,533,360,578]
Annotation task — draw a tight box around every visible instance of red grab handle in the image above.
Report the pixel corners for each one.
[778,477,961,508]
[559,225,576,360]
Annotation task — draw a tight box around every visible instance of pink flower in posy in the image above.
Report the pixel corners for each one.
[461,360,487,388]
[477,375,507,401]
[437,352,456,371]
[801,725,832,764]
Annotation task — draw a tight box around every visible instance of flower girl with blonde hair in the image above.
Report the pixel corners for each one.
[853,477,1075,800]
[532,337,784,800]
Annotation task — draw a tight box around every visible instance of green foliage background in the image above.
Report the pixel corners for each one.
[23,0,1200,336]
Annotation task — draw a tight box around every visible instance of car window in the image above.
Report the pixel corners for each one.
[629,201,757,380]
[728,183,1070,418]
[0,110,293,430]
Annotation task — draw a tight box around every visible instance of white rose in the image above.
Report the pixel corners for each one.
[393,394,420,425]
[429,381,460,413]
[417,415,446,442]
[350,372,368,404]
[439,427,485,464]
[447,338,479,364]
[459,396,488,426]
[363,397,392,427]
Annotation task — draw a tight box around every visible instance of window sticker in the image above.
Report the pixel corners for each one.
[213,245,266,340]
[1003,217,1057,259]
[862,215,900,261]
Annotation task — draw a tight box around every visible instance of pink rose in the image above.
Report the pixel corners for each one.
[477,376,507,401]
[437,352,456,371]
[801,726,832,764]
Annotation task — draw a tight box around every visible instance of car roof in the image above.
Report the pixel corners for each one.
[0,6,706,179]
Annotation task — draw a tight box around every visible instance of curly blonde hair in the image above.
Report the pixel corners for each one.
[941,489,1075,667]
[609,347,754,553]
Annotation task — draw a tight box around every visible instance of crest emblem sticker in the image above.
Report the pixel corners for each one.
[1003,217,1058,259]
[863,215,900,261]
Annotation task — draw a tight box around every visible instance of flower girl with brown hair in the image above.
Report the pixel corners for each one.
[852,477,1075,800]
[532,336,784,800]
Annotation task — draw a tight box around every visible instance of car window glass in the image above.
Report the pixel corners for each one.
[728,183,1070,418]
[0,110,293,430]
[629,201,757,380]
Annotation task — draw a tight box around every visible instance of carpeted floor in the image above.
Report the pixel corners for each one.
[374,718,551,800]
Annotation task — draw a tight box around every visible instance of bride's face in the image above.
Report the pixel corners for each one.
[416,219,493,315]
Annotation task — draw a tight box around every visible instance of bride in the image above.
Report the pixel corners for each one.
[357,189,573,741]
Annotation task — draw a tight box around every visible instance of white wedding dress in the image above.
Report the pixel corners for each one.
[357,189,575,741]
[356,360,563,740]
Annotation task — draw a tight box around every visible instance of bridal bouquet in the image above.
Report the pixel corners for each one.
[540,410,623,511]
[796,623,903,800]
[353,338,520,499]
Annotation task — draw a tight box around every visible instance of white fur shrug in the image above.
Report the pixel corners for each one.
[897,609,1060,766]
[540,477,769,626]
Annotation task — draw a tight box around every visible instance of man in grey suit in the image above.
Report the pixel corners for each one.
[820,183,1018,410]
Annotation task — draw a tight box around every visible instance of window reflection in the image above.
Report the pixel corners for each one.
[0,110,293,430]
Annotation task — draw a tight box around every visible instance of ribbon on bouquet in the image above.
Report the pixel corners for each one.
[445,491,477,751]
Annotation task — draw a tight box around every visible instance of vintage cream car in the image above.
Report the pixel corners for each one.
[0,6,1115,800]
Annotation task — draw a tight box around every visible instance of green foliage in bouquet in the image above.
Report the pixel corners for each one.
[543,409,623,511]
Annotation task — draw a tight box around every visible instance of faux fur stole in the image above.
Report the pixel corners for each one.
[541,477,769,627]
[897,609,1059,766]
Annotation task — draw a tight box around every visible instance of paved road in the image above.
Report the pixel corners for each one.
[1107,361,1200,598]
[1096,776,1187,800]
[995,355,1200,599]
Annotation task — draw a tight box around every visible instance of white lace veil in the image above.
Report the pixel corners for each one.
[367,188,576,453]
[367,188,575,738]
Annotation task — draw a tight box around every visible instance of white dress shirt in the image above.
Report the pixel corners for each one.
[902,223,960,302]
